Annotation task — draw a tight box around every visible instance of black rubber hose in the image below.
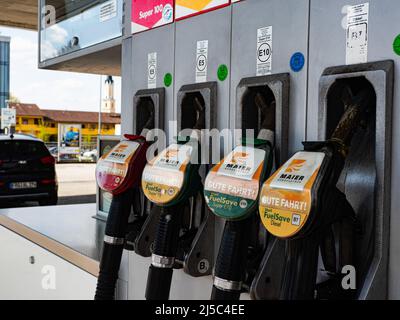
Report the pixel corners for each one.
[211,218,252,300]
[211,288,242,300]
[145,265,174,300]
[279,233,321,300]
[95,188,134,300]
[145,207,183,300]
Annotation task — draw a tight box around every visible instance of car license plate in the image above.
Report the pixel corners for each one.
[10,182,37,190]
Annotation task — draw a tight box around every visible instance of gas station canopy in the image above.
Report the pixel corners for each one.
[0,0,122,75]
[0,0,38,30]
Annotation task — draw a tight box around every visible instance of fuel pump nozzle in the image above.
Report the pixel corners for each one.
[256,92,276,146]
[94,135,149,300]
[205,94,276,300]
[142,137,202,300]
[258,86,373,300]
[330,86,372,156]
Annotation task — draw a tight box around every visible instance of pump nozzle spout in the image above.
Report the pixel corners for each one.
[255,93,276,146]
[330,86,374,154]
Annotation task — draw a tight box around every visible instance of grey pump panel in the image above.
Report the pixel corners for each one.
[236,74,290,300]
[177,82,217,134]
[175,82,218,277]
[318,61,393,300]
[133,88,165,136]
[236,74,290,166]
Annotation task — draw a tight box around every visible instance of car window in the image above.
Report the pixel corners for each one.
[0,140,50,161]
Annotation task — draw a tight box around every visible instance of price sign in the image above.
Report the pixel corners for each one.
[1,108,16,130]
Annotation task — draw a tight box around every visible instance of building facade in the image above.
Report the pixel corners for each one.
[0,36,10,109]
[10,103,120,146]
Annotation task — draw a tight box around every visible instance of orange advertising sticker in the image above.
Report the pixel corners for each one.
[142,144,193,205]
[204,146,266,220]
[205,146,265,200]
[259,152,325,238]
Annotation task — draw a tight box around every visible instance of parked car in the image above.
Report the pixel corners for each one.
[47,146,58,160]
[0,134,58,206]
[79,149,98,162]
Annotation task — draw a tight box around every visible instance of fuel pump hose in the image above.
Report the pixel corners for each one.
[146,207,183,300]
[95,189,134,300]
[211,218,253,300]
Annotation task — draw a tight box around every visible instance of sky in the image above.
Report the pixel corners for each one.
[0,26,121,113]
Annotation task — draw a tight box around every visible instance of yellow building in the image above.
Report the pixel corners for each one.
[10,103,121,146]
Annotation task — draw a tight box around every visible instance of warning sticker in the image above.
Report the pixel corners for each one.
[148,52,157,89]
[204,146,266,220]
[100,0,117,22]
[142,144,193,205]
[259,152,325,238]
[103,141,140,164]
[269,152,325,192]
[256,26,272,76]
[346,3,369,65]
[196,40,209,83]
[217,146,266,181]
[153,144,193,171]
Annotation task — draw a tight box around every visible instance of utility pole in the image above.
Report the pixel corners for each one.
[98,75,103,136]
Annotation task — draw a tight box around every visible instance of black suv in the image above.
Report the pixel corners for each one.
[0,134,58,206]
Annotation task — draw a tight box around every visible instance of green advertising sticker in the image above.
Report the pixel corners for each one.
[164,73,173,87]
[204,190,257,221]
[217,64,229,81]
[393,34,400,56]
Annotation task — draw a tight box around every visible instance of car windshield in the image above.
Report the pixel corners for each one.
[0,140,50,161]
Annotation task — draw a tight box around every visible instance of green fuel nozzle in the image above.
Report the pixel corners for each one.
[205,93,277,300]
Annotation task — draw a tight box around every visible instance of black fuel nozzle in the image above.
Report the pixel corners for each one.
[145,206,184,300]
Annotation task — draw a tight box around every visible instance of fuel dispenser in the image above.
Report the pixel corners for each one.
[95,135,149,300]
[307,0,396,299]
